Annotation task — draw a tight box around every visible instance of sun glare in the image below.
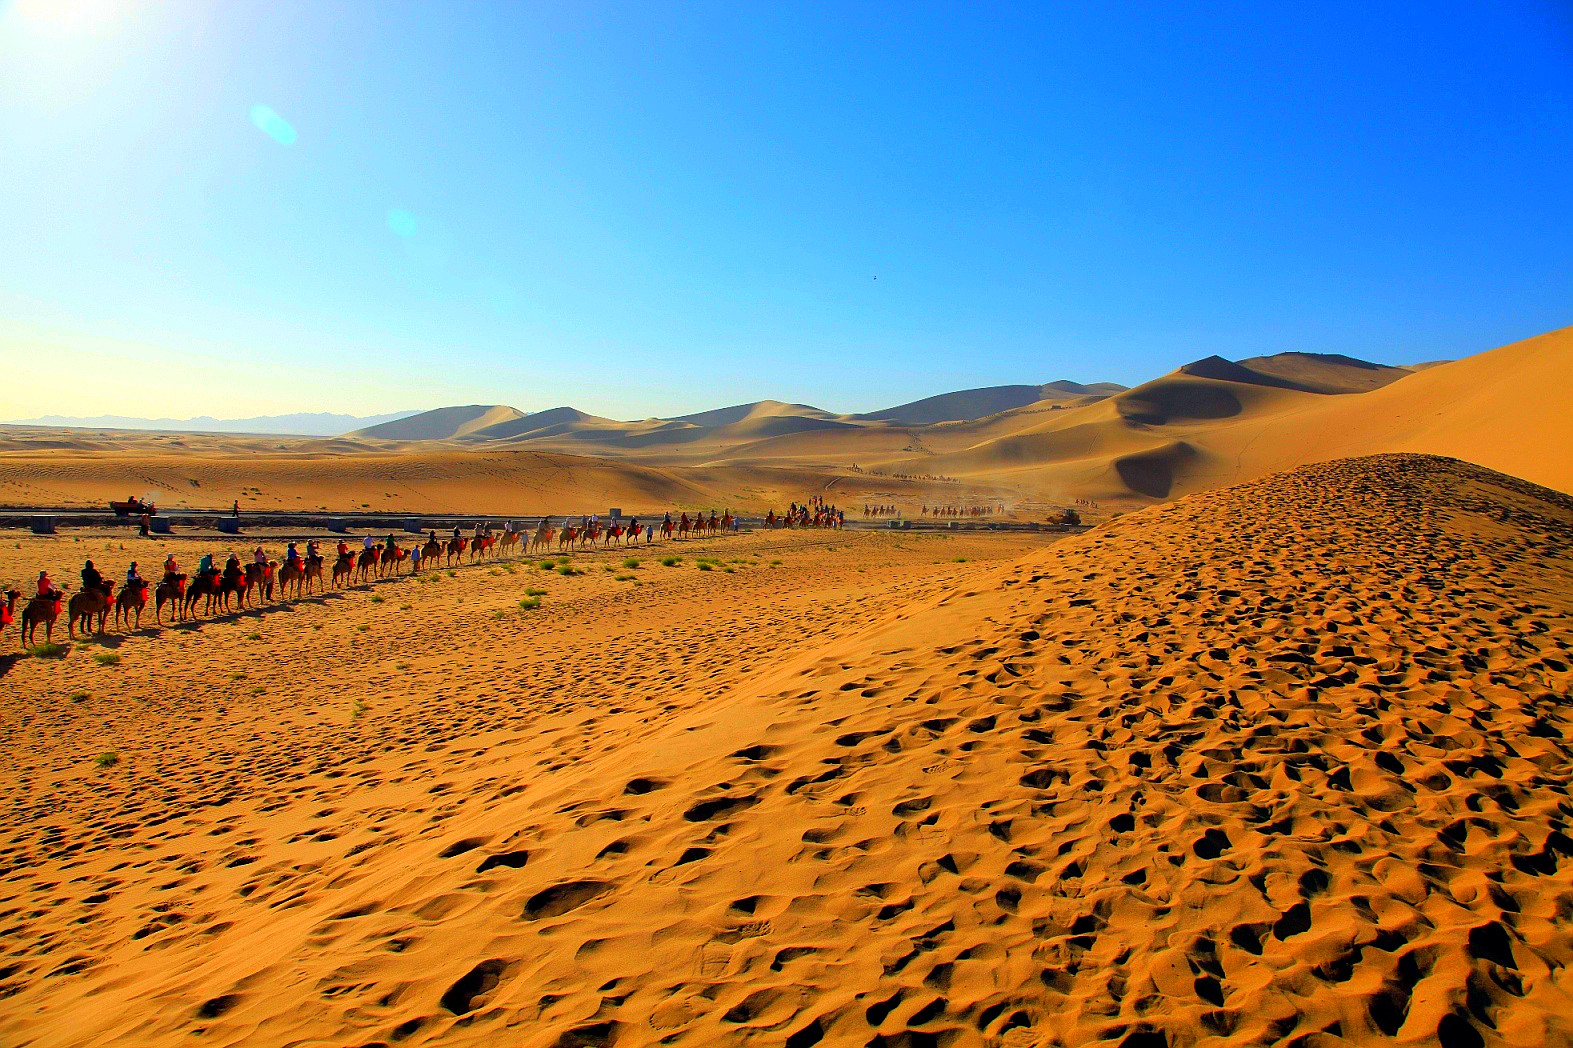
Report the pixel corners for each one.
[9,0,126,33]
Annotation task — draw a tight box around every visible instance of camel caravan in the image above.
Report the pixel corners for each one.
[4,508,773,648]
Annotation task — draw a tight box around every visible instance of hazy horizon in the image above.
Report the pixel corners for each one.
[2,1,1568,421]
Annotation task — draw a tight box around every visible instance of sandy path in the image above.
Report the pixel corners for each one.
[3,454,1572,1047]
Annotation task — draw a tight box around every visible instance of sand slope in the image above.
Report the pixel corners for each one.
[3,454,1570,1046]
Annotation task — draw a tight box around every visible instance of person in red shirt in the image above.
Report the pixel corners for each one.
[36,571,62,600]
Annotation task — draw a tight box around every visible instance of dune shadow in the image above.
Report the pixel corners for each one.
[1117,381,1242,426]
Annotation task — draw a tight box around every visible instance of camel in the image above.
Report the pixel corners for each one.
[155,574,186,624]
[1,589,19,643]
[21,591,64,646]
[662,519,675,540]
[68,580,115,639]
[498,529,521,556]
[245,561,273,605]
[183,572,222,618]
[355,545,380,585]
[557,526,577,551]
[446,537,467,567]
[280,557,309,597]
[381,544,408,576]
[303,555,324,594]
[114,579,148,630]
[531,524,555,553]
[332,553,355,588]
[218,570,249,613]
[469,535,494,563]
[421,538,443,565]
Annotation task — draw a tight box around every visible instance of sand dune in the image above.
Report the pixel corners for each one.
[2,454,1569,1046]
[353,405,527,441]
[3,328,1566,518]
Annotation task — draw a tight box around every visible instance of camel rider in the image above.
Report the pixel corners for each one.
[429,530,439,544]
[285,542,301,567]
[452,524,462,540]
[386,532,397,552]
[362,534,374,551]
[253,546,268,567]
[222,554,243,583]
[163,554,180,584]
[336,539,350,559]
[306,540,320,562]
[198,553,216,580]
[37,571,63,600]
[126,562,144,589]
[81,559,105,592]
[474,522,485,540]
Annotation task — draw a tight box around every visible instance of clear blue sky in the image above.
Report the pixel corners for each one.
[1,0,1569,420]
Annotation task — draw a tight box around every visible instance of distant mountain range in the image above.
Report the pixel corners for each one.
[2,410,418,436]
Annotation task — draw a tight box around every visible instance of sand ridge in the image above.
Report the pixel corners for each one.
[2,454,1570,1046]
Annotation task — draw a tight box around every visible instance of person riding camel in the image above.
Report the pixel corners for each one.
[222,554,243,583]
[474,522,485,540]
[429,529,439,544]
[198,553,216,581]
[306,539,320,562]
[362,534,374,551]
[163,554,180,584]
[37,570,63,600]
[336,539,350,558]
[81,559,105,592]
[253,546,268,567]
[285,542,301,567]
[451,524,462,540]
[385,532,397,552]
[126,562,144,588]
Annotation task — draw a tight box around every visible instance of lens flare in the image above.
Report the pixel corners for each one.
[249,104,297,146]
[386,209,419,238]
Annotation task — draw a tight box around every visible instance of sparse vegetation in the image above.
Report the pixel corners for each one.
[953,557,968,562]
[661,556,680,567]
[94,751,119,768]
[697,562,713,571]
[622,558,640,569]
[518,596,541,610]
[92,651,120,666]
[370,595,384,603]
[68,691,90,703]
[395,661,410,670]
[539,560,555,570]
[229,671,247,681]
[244,632,262,641]
[556,564,579,576]
[28,642,68,659]
[356,624,369,632]
[524,588,546,597]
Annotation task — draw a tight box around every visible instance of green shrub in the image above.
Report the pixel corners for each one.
[92,651,120,667]
[93,751,119,768]
[518,596,541,610]
[28,642,68,659]
[697,562,713,571]
[68,691,90,703]
[622,558,640,569]
[524,588,546,597]
[661,557,680,567]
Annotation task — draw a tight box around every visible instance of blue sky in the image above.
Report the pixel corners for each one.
[1,0,1569,420]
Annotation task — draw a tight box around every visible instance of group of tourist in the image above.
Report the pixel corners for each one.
[922,504,998,517]
[767,498,844,528]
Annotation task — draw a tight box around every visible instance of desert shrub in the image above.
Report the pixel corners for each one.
[92,651,120,666]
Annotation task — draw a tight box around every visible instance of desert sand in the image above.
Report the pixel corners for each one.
[2,453,1571,1046]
